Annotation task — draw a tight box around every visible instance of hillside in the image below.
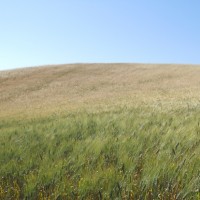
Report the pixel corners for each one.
[0,64,200,199]
[1,63,200,118]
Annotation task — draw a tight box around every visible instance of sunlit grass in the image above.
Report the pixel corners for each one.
[0,105,199,199]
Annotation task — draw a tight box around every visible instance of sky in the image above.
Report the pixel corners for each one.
[0,1,200,70]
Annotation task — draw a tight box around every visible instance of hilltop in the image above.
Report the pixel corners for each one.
[1,63,200,118]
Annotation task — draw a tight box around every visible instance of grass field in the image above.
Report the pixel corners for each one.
[0,64,200,199]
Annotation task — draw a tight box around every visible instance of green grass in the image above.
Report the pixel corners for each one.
[0,106,200,199]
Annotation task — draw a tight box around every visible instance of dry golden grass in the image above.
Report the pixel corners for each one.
[1,63,200,118]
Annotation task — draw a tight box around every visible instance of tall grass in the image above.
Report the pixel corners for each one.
[0,106,199,199]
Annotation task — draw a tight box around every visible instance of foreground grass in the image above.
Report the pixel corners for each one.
[0,106,200,199]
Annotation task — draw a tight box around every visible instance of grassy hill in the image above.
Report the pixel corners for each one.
[1,63,200,117]
[0,64,200,199]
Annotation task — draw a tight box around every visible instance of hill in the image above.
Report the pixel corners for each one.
[0,64,199,199]
[1,63,200,118]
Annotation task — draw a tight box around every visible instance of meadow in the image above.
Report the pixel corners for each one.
[0,64,200,199]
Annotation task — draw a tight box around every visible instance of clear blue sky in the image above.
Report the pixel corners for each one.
[1,1,200,70]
